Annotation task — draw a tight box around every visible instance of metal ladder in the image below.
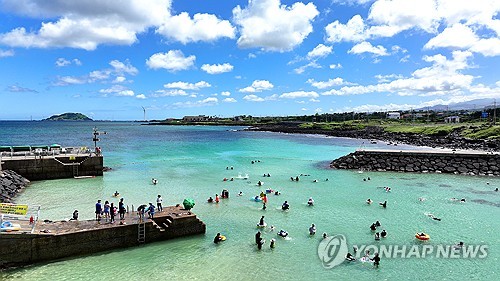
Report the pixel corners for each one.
[138,222,146,243]
[72,165,78,177]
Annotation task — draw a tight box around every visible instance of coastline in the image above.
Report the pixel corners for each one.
[245,123,499,152]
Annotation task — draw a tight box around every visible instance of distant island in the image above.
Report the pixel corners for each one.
[43,113,92,121]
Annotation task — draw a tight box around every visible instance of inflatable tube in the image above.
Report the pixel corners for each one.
[220,235,226,241]
[257,223,267,228]
[415,233,430,240]
[0,221,21,232]
[360,256,373,263]
[251,196,262,202]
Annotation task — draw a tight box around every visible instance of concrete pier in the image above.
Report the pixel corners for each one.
[0,154,103,180]
[0,205,206,268]
[331,149,500,176]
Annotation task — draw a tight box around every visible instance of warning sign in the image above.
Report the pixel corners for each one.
[0,203,29,215]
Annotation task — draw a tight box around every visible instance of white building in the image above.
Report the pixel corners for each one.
[387,112,401,119]
[444,116,460,123]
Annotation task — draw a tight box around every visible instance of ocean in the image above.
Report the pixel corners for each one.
[0,121,498,280]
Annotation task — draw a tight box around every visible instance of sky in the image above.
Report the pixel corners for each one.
[0,0,499,121]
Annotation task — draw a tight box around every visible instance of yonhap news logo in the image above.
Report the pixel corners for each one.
[318,234,488,269]
[317,234,348,269]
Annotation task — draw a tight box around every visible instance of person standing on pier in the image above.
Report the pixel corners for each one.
[95,200,102,223]
[157,195,163,212]
[147,203,155,219]
[119,198,126,220]
[110,203,115,223]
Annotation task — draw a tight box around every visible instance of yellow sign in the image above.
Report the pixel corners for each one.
[0,203,28,215]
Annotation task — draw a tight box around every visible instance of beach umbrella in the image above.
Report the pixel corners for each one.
[183,198,195,210]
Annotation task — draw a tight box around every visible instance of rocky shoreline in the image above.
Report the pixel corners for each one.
[0,170,30,203]
[246,124,500,152]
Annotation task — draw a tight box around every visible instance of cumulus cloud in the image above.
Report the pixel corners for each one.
[150,89,188,97]
[307,78,353,89]
[163,81,211,90]
[322,51,475,97]
[221,91,231,96]
[0,0,237,50]
[53,59,137,86]
[279,91,319,99]
[243,94,277,102]
[136,94,146,99]
[222,98,237,103]
[172,97,218,108]
[53,76,86,86]
[157,12,235,44]
[146,50,195,72]
[233,0,319,51]
[201,63,234,74]
[239,80,274,93]
[329,63,342,69]
[306,44,333,59]
[348,41,388,56]
[6,84,38,93]
[0,49,14,57]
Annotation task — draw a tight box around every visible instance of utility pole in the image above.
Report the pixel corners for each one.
[494,99,497,126]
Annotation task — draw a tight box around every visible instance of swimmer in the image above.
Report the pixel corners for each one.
[345,252,356,261]
[152,178,158,185]
[460,198,466,202]
[215,194,220,203]
[379,201,387,208]
[325,178,329,181]
[366,198,373,204]
[258,180,262,186]
[262,202,267,210]
[238,191,243,196]
[375,221,381,227]
[270,238,276,248]
[380,229,387,238]
[207,197,213,203]
[454,241,464,249]
[374,232,380,240]
[259,216,265,226]
[113,191,120,197]
[270,225,275,231]
[230,177,234,181]
[313,179,318,183]
[282,201,290,211]
[307,197,314,206]
[309,224,316,235]
[418,197,426,202]
[295,176,299,181]
[371,252,380,268]
[255,231,262,244]
[495,188,499,192]
[322,232,328,239]
[370,223,377,231]
[275,191,281,195]
[214,233,223,244]
[278,230,288,238]
[290,177,295,181]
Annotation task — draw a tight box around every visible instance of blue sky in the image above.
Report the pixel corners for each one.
[0,0,499,120]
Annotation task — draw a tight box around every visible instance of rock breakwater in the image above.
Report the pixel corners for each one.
[0,170,30,203]
[330,150,500,176]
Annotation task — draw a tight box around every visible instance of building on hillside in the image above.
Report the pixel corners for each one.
[386,112,401,119]
[444,116,460,123]
[183,115,210,122]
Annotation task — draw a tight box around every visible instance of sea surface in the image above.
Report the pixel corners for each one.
[0,121,499,280]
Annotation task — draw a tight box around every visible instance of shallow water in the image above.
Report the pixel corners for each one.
[1,122,499,280]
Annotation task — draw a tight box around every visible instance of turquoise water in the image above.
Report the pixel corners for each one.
[1,122,499,280]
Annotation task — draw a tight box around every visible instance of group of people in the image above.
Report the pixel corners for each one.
[94,198,126,224]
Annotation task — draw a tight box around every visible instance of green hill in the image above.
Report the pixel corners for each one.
[43,113,92,121]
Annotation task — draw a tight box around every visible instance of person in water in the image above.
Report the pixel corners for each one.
[238,191,243,196]
[258,180,262,186]
[282,201,290,210]
[152,178,158,185]
[275,191,280,195]
[495,188,498,192]
[370,223,377,231]
[113,191,120,197]
[207,197,214,203]
[270,225,275,231]
[307,197,314,206]
[257,238,264,250]
[375,221,381,227]
[371,253,380,268]
[380,229,387,238]
[295,176,299,181]
[278,230,288,238]
[374,232,380,240]
[259,216,265,226]
[270,238,276,249]
[72,210,79,220]
[255,231,262,244]
[214,233,223,244]
[215,194,220,203]
[322,232,328,239]
[262,202,267,210]
[309,224,316,235]
[379,201,387,208]
[366,198,373,204]
[460,198,466,202]
[345,252,356,261]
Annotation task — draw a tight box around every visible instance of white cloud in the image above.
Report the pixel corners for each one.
[322,51,475,97]
[306,44,333,59]
[55,58,70,67]
[239,80,274,93]
[325,15,368,43]
[7,84,37,93]
[233,0,319,51]
[201,63,234,74]
[279,91,319,99]
[163,81,211,90]
[151,89,188,97]
[248,53,257,58]
[307,78,353,89]
[136,94,146,99]
[329,63,342,69]
[243,94,265,102]
[115,90,135,97]
[172,97,218,108]
[99,85,127,94]
[374,74,404,83]
[113,76,126,83]
[310,98,320,102]
[294,61,321,74]
[222,98,237,103]
[221,91,231,96]
[110,60,138,75]
[146,50,195,72]
[73,59,82,65]
[348,41,388,56]
[54,76,86,86]
[157,12,235,44]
